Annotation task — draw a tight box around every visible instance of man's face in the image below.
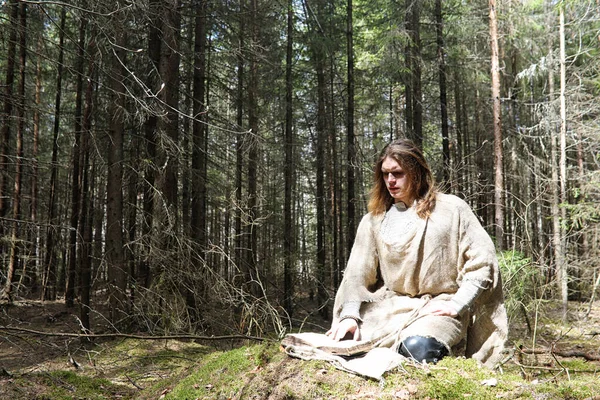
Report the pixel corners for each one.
[381,156,413,205]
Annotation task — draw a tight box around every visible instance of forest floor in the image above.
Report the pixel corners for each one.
[1,297,600,399]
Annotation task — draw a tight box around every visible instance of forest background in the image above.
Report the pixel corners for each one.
[0,0,599,344]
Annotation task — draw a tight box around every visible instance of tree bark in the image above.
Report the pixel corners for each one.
[42,6,67,301]
[79,30,96,333]
[139,0,161,290]
[435,0,450,185]
[189,0,208,324]
[2,2,26,301]
[346,0,356,262]
[235,0,246,286]
[106,16,127,325]
[247,0,260,295]
[30,17,43,294]
[558,4,568,320]
[66,16,87,308]
[489,0,504,250]
[0,0,18,229]
[283,0,295,317]
[312,0,329,320]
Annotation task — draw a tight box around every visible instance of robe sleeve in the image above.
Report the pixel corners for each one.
[453,198,508,367]
[456,200,496,291]
[332,213,381,320]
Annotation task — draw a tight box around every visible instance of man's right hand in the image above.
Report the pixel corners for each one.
[325,318,361,341]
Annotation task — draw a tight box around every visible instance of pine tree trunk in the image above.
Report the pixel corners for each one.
[489,0,504,250]
[189,0,208,324]
[106,20,127,324]
[79,31,96,333]
[158,0,181,220]
[140,0,161,289]
[558,5,568,320]
[66,16,87,308]
[247,0,259,295]
[235,0,246,286]
[436,0,450,185]
[42,7,67,301]
[283,0,295,317]
[346,0,356,260]
[30,23,43,294]
[2,2,26,301]
[0,0,18,230]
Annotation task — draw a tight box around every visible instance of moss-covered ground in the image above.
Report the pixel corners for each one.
[1,299,599,399]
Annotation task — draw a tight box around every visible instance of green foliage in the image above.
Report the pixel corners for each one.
[498,250,542,325]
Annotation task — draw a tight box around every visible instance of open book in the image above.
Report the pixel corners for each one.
[281,332,380,357]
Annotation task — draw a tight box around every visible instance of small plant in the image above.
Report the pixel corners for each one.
[498,250,542,331]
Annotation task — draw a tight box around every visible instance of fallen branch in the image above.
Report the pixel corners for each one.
[518,346,600,361]
[0,325,267,342]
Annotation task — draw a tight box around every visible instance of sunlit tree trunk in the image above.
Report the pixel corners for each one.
[489,0,504,250]
[346,0,356,261]
[435,0,449,184]
[558,4,568,320]
[30,18,43,294]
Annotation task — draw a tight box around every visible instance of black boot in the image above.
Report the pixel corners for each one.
[398,335,449,364]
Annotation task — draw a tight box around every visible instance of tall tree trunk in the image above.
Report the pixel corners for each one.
[140,0,161,289]
[328,42,343,289]
[411,0,422,146]
[190,0,208,324]
[247,0,259,294]
[79,31,96,333]
[312,0,329,320]
[66,16,87,308]
[106,18,127,325]
[158,0,181,222]
[235,0,245,286]
[0,0,18,230]
[558,4,568,320]
[435,0,450,185]
[42,6,67,301]
[404,0,422,147]
[346,0,356,260]
[2,2,26,301]
[489,0,504,250]
[30,20,43,294]
[283,0,295,317]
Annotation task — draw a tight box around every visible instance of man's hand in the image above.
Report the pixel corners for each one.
[326,318,361,341]
[422,301,458,317]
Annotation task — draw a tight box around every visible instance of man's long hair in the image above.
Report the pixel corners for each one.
[367,139,437,218]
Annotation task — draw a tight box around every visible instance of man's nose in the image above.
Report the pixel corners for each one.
[387,172,396,182]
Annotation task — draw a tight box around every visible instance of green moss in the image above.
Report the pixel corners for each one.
[44,370,132,400]
[415,358,515,400]
[163,344,263,399]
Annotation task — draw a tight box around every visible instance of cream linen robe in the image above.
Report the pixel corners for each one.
[331,193,508,368]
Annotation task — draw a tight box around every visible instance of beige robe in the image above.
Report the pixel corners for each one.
[329,193,508,368]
